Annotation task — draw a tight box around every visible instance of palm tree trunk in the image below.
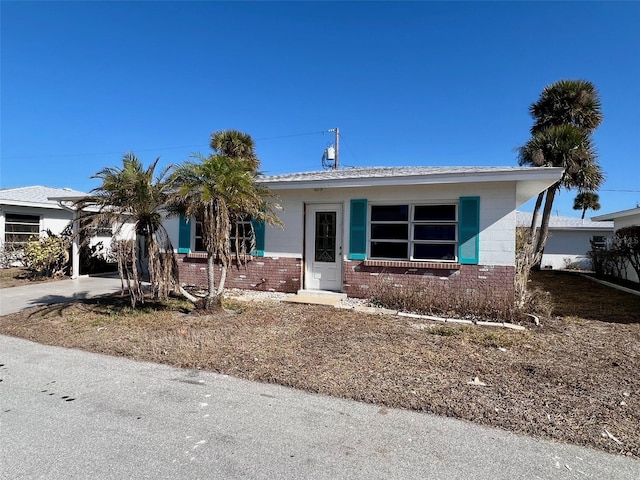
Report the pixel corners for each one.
[533,183,559,266]
[203,252,222,311]
[217,264,227,296]
[581,208,586,220]
[528,191,545,244]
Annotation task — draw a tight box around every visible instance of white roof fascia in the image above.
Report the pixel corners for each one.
[261,167,564,191]
[0,199,65,210]
[592,207,640,222]
[548,225,614,232]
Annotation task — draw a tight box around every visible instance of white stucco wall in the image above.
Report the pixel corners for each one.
[0,205,74,244]
[262,181,518,266]
[163,215,181,249]
[539,229,611,270]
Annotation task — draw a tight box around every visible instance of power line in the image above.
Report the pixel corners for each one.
[337,132,362,166]
[2,144,208,160]
[600,189,640,193]
[2,130,331,160]
[256,130,327,141]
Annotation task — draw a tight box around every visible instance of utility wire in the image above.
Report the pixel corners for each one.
[2,130,330,160]
[336,132,362,167]
[600,189,640,193]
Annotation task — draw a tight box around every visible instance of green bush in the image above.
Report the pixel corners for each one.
[22,233,69,278]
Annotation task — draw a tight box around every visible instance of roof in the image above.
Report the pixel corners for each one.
[261,166,553,184]
[260,165,564,207]
[592,206,640,222]
[516,211,613,231]
[0,186,88,209]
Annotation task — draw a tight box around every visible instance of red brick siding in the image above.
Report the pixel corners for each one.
[343,260,515,299]
[177,254,302,293]
[178,254,515,300]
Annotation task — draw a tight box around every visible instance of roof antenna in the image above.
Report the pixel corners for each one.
[322,128,339,170]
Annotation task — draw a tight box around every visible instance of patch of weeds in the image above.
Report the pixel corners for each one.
[467,329,527,348]
[429,325,460,337]
[221,299,247,314]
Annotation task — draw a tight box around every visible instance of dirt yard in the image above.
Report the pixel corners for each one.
[0,270,638,457]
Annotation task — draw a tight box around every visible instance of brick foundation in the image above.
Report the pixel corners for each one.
[343,261,515,299]
[178,254,516,300]
[177,254,302,293]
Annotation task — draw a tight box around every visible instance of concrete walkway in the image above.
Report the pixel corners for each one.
[0,274,123,316]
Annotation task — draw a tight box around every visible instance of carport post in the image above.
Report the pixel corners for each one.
[71,215,80,278]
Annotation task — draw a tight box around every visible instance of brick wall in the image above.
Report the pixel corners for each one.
[343,260,515,299]
[178,254,515,300]
[177,254,302,293]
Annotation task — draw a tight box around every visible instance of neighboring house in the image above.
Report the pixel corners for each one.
[516,211,613,270]
[592,206,640,283]
[165,166,563,299]
[0,186,116,277]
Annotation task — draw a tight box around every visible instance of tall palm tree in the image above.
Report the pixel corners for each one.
[520,79,604,265]
[75,153,177,307]
[169,153,280,311]
[530,79,603,135]
[210,129,260,170]
[518,124,601,264]
[573,192,601,219]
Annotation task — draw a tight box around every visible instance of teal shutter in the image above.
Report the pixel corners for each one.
[178,214,191,254]
[349,199,368,260]
[458,196,480,264]
[251,218,265,257]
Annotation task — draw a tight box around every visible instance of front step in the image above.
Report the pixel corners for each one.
[284,290,347,306]
[296,290,347,300]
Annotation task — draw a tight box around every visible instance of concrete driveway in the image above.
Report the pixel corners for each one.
[0,274,122,316]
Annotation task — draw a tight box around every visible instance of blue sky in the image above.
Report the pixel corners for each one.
[1,1,638,217]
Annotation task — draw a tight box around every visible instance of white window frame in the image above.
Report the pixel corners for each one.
[368,203,458,262]
[4,213,41,247]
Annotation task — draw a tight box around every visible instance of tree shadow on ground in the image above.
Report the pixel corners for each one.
[26,292,192,318]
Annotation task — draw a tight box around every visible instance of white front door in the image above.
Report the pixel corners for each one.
[304,203,343,291]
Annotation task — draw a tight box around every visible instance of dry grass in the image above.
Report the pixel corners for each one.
[0,271,639,457]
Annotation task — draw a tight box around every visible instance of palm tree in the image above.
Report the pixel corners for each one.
[573,192,601,219]
[169,152,280,311]
[210,129,260,170]
[519,124,601,264]
[530,79,603,135]
[75,153,177,307]
[520,79,604,266]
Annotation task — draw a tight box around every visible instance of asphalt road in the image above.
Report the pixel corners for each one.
[1,335,638,480]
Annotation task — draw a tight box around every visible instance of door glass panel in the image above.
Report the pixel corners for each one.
[315,211,336,262]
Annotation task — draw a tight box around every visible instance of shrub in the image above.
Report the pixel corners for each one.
[0,243,24,268]
[368,276,518,322]
[22,232,69,278]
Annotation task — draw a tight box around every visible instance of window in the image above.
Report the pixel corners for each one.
[194,216,253,254]
[369,204,457,261]
[591,235,607,250]
[4,213,41,247]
